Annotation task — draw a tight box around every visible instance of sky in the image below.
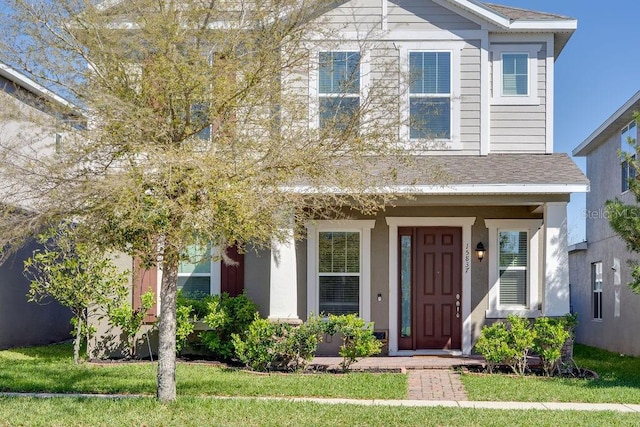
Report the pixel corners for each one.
[492,0,640,243]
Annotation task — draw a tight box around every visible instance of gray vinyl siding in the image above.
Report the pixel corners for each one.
[460,40,481,154]
[490,42,548,154]
[320,0,383,31]
[387,0,481,31]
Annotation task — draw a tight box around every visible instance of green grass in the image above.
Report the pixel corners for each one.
[461,344,640,403]
[0,343,405,399]
[1,397,639,427]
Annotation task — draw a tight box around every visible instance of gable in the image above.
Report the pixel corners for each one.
[388,0,481,31]
[322,0,481,32]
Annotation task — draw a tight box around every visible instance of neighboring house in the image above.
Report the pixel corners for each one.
[570,90,640,356]
[0,62,77,349]
[91,0,588,357]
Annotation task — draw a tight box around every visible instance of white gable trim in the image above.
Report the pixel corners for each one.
[0,63,78,111]
[286,183,589,195]
[434,0,509,29]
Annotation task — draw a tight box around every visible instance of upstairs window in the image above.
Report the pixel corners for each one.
[621,120,637,193]
[191,103,212,141]
[409,51,451,139]
[502,53,528,96]
[318,52,360,131]
[491,44,541,105]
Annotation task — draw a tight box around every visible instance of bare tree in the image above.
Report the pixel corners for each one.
[0,0,421,401]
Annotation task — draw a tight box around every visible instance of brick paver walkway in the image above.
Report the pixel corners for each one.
[311,356,476,401]
[407,369,468,401]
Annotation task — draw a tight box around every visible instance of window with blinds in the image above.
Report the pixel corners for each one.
[498,231,528,306]
[502,53,528,96]
[318,231,360,315]
[409,51,451,139]
[592,262,603,320]
[318,52,360,131]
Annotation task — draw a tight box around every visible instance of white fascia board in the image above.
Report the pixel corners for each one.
[0,63,78,111]
[95,0,124,12]
[285,183,589,195]
[573,89,640,157]
[509,20,577,31]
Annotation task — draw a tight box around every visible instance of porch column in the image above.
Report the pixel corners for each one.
[544,202,571,316]
[268,221,300,323]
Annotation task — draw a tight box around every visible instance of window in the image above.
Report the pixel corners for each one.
[318,51,360,130]
[621,121,637,193]
[409,51,451,139]
[502,53,528,96]
[592,262,603,320]
[498,231,528,306]
[485,219,542,318]
[306,220,374,321]
[55,133,63,153]
[318,231,360,315]
[191,103,211,141]
[491,44,541,105]
[178,244,220,299]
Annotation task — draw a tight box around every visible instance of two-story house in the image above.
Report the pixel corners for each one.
[0,61,76,349]
[89,0,588,357]
[570,90,640,356]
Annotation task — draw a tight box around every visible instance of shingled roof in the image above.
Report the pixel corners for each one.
[400,153,588,187]
[482,3,573,22]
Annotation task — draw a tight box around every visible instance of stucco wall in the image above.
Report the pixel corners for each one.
[570,127,640,356]
[0,240,72,349]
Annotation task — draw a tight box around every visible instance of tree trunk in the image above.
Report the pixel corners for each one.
[156,251,179,402]
[73,317,82,365]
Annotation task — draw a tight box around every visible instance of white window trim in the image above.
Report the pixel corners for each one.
[308,46,371,130]
[485,219,542,318]
[386,217,475,355]
[398,41,463,151]
[171,246,222,298]
[491,44,541,106]
[592,261,603,321]
[306,220,375,322]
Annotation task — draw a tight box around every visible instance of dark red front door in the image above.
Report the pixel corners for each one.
[399,227,462,350]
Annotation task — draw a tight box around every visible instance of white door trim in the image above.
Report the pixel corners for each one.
[386,217,476,355]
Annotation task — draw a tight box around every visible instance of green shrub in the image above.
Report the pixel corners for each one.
[506,314,534,376]
[175,292,258,360]
[532,316,570,376]
[175,303,196,353]
[233,315,325,371]
[474,321,512,374]
[199,292,258,360]
[324,314,382,372]
[232,316,276,371]
[107,290,155,358]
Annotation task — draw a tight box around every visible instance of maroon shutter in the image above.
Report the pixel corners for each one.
[132,257,158,323]
[221,246,244,297]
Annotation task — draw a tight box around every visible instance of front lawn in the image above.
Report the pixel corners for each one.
[2,397,640,427]
[0,343,405,399]
[461,344,640,403]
